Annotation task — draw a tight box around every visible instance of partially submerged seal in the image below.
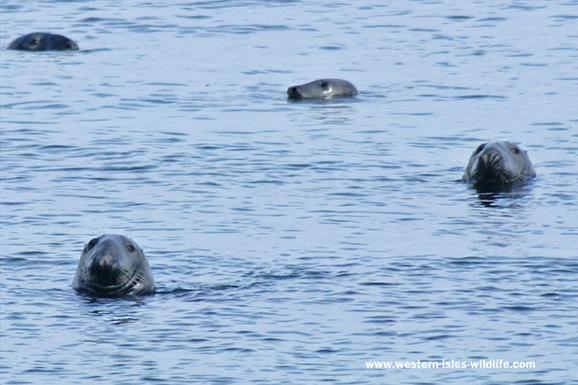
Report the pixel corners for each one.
[463,141,536,186]
[8,32,79,51]
[72,234,155,297]
[287,79,358,100]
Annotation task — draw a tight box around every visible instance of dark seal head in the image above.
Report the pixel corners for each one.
[463,141,536,186]
[72,234,155,297]
[287,79,358,100]
[8,32,79,51]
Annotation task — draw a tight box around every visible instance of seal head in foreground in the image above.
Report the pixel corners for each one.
[8,32,79,51]
[463,141,536,186]
[287,79,358,100]
[72,234,155,297]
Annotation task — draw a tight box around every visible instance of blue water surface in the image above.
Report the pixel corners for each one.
[1,0,577,384]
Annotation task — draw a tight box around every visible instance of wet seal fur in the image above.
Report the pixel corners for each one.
[8,32,79,51]
[463,141,536,186]
[72,234,155,297]
[287,79,358,100]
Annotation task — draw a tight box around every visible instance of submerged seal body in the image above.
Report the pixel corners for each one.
[8,32,79,51]
[287,79,358,100]
[72,234,155,297]
[463,141,536,186]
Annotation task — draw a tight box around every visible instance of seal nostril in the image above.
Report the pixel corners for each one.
[99,254,114,267]
[91,254,116,272]
[474,143,486,154]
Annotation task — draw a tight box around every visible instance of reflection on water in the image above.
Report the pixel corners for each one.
[289,102,358,127]
[472,184,534,207]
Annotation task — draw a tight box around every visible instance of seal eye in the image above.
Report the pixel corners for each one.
[85,237,99,251]
[126,244,136,253]
[320,81,330,90]
[510,145,520,154]
[474,143,486,154]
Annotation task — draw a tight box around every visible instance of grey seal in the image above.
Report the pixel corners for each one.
[8,32,79,51]
[287,79,358,100]
[463,141,536,186]
[72,234,155,297]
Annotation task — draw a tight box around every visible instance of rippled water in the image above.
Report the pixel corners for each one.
[1,1,577,384]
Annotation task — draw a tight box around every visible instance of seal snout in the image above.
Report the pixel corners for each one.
[87,239,125,286]
[287,86,301,99]
[91,253,117,270]
[89,252,122,286]
[476,151,503,178]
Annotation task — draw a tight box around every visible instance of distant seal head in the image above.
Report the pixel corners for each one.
[8,32,79,51]
[287,79,358,100]
[463,141,536,186]
[72,234,155,297]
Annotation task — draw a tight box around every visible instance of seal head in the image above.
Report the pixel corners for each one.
[72,234,155,297]
[463,141,536,186]
[8,32,79,51]
[287,79,358,100]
